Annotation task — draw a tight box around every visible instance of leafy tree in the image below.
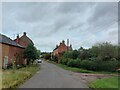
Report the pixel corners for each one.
[78,47,84,52]
[71,50,79,59]
[24,44,39,65]
[42,52,51,60]
[78,49,89,60]
[52,55,58,62]
[91,42,118,61]
[36,50,41,59]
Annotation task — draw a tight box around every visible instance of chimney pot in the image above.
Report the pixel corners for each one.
[23,32,26,36]
[17,34,19,38]
[62,40,65,44]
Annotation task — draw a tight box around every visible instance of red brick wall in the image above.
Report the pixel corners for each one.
[18,39,28,48]
[14,38,28,48]
[1,43,9,66]
[1,43,25,67]
[9,46,25,65]
[57,43,68,53]
[53,43,68,58]
[14,34,33,48]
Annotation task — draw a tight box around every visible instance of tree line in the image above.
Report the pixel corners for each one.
[51,42,120,72]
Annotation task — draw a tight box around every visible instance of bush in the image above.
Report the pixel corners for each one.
[67,59,81,68]
[67,59,76,67]
[66,58,119,72]
[52,55,58,62]
[101,60,119,72]
[80,60,93,70]
[60,57,69,65]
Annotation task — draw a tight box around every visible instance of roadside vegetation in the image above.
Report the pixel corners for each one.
[0,70,2,89]
[57,63,118,74]
[50,42,120,72]
[2,44,41,89]
[89,76,119,89]
[2,64,39,88]
[24,44,41,65]
[42,42,119,89]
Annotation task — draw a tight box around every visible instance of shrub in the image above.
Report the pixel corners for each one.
[101,60,119,72]
[44,53,51,60]
[67,59,81,68]
[80,60,93,70]
[52,55,58,62]
[67,59,76,67]
[60,57,69,65]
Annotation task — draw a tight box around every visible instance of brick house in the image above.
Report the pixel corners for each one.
[14,32,34,48]
[0,32,34,68]
[0,34,25,68]
[52,40,72,59]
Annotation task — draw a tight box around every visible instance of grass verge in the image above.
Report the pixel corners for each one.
[47,60,118,74]
[2,64,39,88]
[89,76,119,90]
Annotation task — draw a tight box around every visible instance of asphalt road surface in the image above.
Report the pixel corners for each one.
[19,61,89,88]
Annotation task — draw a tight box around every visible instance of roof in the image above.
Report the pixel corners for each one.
[53,43,68,51]
[20,35,34,45]
[14,34,34,46]
[0,34,25,48]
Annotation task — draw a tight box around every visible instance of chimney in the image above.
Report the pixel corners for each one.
[16,34,19,44]
[67,39,69,51]
[62,40,65,44]
[67,39,69,47]
[60,42,62,45]
[17,34,19,38]
[56,44,58,48]
[69,44,72,51]
[23,32,26,36]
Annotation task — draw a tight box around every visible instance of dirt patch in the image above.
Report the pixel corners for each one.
[72,72,118,84]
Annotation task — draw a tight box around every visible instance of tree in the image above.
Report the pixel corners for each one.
[24,44,39,65]
[71,50,79,59]
[52,55,58,62]
[78,49,90,60]
[92,42,117,61]
[36,50,41,59]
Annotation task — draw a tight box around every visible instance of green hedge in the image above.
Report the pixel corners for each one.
[60,58,119,72]
[67,59,81,67]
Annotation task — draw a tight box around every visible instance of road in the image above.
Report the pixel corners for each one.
[19,61,89,88]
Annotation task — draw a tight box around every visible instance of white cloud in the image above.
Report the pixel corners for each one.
[2,2,118,52]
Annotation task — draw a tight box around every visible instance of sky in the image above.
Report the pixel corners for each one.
[1,2,118,52]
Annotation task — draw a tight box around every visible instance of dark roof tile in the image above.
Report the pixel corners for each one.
[0,34,25,48]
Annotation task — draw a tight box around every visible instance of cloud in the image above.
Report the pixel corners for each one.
[2,2,118,52]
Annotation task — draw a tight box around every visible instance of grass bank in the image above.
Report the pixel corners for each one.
[47,60,119,89]
[2,64,39,88]
[89,76,119,90]
[48,60,117,74]
[0,70,2,89]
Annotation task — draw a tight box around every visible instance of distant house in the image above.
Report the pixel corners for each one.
[0,34,25,68]
[52,39,72,59]
[14,32,34,48]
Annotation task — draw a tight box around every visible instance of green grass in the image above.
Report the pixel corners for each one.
[48,61,117,74]
[2,64,39,88]
[0,70,2,89]
[89,76,119,89]
[57,63,95,73]
[47,60,95,73]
